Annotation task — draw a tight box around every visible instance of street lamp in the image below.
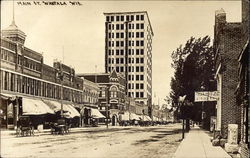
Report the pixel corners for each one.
[201,85,205,128]
[179,95,186,140]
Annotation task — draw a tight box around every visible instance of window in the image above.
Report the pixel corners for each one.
[128,24,131,29]
[136,32,139,38]
[106,16,110,21]
[131,15,134,21]
[110,86,118,98]
[128,66,131,72]
[131,41,134,46]
[128,83,131,89]
[140,41,144,46]
[136,24,140,29]
[121,16,124,21]
[112,33,114,38]
[108,33,111,38]
[136,41,139,46]
[128,75,131,80]
[116,67,119,72]
[141,15,144,20]
[136,15,140,21]
[121,33,124,38]
[136,92,139,97]
[116,24,120,30]
[140,66,144,72]
[116,33,119,38]
[136,58,139,63]
[126,15,129,21]
[112,50,114,55]
[111,16,114,21]
[129,41,131,47]
[140,32,144,38]
[121,41,124,47]
[116,58,119,64]
[136,66,139,72]
[116,16,120,21]
[128,32,131,38]
[120,49,124,55]
[121,58,124,64]
[140,75,144,80]
[131,58,134,63]
[108,24,111,30]
[140,84,144,89]
[120,67,124,72]
[108,50,111,55]
[116,41,120,47]
[112,41,114,47]
[140,92,144,98]
[116,50,119,55]
[121,24,124,30]
[108,58,111,64]
[140,49,144,55]
[136,75,140,81]
[140,58,144,63]
[141,23,144,29]
[136,49,140,55]
[136,83,139,89]
[108,41,111,47]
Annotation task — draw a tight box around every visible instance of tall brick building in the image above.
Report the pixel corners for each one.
[214,9,243,138]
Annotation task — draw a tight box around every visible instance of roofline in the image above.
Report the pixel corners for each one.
[77,73,109,77]
[103,11,154,36]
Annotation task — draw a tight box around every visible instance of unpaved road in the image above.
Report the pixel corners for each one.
[1,124,182,158]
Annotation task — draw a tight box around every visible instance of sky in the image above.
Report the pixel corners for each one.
[1,0,242,106]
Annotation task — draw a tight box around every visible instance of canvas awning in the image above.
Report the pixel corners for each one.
[120,111,130,121]
[22,97,54,115]
[130,113,140,120]
[145,116,152,121]
[0,93,16,101]
[90,108,106,118]
[42,100,80,118]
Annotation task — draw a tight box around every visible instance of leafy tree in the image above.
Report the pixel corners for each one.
[169,36,215,123]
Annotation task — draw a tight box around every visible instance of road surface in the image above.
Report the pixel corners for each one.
[1,123,182,158]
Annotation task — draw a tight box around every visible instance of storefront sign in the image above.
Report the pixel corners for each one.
[195,91,218,102]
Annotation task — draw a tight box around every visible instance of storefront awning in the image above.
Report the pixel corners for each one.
[22,98,55,115]
[42,100,80,118]
[120,111,130,121]
[145,116,152,121]
[130,113,140,120]
[0,93,16,101]
[90,108,106,118]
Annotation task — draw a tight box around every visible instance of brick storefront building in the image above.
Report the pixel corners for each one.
[0,17,99,129]
[214,9,243,137]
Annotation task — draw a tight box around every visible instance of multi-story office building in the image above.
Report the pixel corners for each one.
[103,11,153,107]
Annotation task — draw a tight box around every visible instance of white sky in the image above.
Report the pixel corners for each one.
[1,0,241,105]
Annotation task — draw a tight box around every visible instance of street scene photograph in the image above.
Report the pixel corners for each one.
[0,0,249,158]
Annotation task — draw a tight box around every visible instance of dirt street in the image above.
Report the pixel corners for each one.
[1,124,182,158]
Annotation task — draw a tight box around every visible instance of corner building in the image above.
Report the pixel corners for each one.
[103,11,153,107]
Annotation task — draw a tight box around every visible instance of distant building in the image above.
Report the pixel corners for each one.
[77,70,126,126]
[103,11,153,107]
[81,78,99,105]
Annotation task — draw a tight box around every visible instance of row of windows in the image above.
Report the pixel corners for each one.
[128,92,144,98]
[128,66,144,72]
[108,49,144,56]
[128,75,144,81]
[128,83,144,89]
[107,23,144,30]
[108,40,144,47]
[108,32,144,39]
[106,14,144,22]
[108,57,144,64]
[0,71,98,104]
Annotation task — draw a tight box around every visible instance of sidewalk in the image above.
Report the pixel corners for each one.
[173,126,231,158]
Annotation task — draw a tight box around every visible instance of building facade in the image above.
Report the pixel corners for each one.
[0,18,98,129]
[103,11,153,107]
[214,9,243,137]
[77,70,126,126]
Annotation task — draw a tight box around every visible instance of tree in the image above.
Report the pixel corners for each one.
[170,36,215,124]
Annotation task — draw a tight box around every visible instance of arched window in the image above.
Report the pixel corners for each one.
[110,86,118,98]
